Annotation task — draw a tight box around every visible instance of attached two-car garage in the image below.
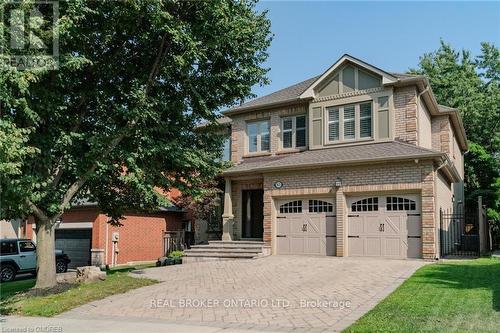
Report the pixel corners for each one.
[275,194,422,259]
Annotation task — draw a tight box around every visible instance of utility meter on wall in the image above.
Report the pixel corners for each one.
[112,232,119,242]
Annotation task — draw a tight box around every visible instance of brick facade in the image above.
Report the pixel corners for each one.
[230,104,308,163]
[394,86,418,144]
[24,208,184,265]
[230,160,439,259]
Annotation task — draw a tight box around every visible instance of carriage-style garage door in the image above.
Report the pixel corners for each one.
[347,195,422,258]
[276,199,336,255]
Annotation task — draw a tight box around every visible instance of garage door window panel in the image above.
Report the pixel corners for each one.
[386,197,416,211]
[309,200,333,213]
[279,200,302,214]
[351,197,378,212]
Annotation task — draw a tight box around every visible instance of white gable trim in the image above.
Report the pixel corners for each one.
[300,54,398,99]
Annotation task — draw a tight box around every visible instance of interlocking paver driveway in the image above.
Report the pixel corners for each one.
[60,256,426,332]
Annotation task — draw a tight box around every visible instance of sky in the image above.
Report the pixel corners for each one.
[251,1,500,98]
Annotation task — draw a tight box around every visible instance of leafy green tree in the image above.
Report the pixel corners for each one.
[0,0,271,288]
[411,41,500,222]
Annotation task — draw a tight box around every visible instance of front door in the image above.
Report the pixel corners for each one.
[242,190,264,239]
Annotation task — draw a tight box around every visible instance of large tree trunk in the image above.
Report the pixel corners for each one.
[34,218,57,289]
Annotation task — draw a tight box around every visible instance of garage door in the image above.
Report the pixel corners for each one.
[276,199,336,255]
[55,229,92,268]
[348,195,421,258]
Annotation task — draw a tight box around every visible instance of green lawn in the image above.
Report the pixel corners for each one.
[0,266,158,317]
[345,257,500,333]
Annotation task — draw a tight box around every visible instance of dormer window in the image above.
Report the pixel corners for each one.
[282,115,307,149]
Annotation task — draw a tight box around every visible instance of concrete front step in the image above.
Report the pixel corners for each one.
[186,248,262,254]
[183,240,267,263]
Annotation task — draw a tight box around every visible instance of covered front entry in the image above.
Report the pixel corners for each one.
[276,198,336,255]
[347,194,422,258]
[242,190,264,239]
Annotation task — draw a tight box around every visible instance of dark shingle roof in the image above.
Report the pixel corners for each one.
[223,141,442,175]
[227,76,319,113]
[225,71,419,114]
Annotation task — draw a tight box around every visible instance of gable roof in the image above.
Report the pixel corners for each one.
[299,54,398,99]
[223,54,467,150]
[224,55,419,115]
[224,141,446,176]
[226,75,319,114]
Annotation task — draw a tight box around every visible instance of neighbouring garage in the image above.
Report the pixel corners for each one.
[55,229,92,268]
[347,194,422,258]
[276,198,336,255]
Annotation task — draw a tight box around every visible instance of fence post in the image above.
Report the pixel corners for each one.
[478,196,485,255]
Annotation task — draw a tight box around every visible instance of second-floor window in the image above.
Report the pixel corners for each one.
[282,115,307,149]
[247,120,270,153]
[326,102,373,143]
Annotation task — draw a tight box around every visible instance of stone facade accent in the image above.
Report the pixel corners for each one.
[431,115,451,153]
[394,86,418,144]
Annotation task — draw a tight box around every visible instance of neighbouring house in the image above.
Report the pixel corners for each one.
[5,195,187,268]
[214,54,467,260]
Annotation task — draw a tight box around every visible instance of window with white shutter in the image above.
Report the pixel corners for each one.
[281,115,307,149]
[327,107,340,142]
[326,102,374,143]
[359,102,372,138]
[343,105,355,140]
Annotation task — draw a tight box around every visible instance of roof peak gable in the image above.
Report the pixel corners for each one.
[300,54,398,99]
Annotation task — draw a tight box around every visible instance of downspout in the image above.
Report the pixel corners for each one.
[434,157,448,260]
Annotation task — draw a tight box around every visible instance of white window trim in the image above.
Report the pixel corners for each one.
[281,114,307,150]
[246,120,270,154]
[325,102,374,144]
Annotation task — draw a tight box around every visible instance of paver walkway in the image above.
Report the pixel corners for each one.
[59,256,426,332]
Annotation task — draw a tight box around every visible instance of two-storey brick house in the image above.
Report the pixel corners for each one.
[217,54,466,260]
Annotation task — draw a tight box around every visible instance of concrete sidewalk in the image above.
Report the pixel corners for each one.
[0,315,291,333]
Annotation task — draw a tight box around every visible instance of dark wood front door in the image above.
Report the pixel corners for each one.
[242,190,264,239]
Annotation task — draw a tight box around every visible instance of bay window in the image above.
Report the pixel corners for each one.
[247,120,270,153]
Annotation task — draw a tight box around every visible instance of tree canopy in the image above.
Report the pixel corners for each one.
[0,0,272,288]
[411,41,500,221]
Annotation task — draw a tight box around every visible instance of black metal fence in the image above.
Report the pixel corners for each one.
[440,207,479,257]
[163,231,188,256]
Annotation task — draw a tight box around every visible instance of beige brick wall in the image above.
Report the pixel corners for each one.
[431,115,464,179]
[394,86,418,144]
[227,160,438,259]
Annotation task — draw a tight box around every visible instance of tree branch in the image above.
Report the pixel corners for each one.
[26,200,50,223]
[55,32,171,217]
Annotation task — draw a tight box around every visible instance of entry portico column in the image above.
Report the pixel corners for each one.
[222,178,234,241]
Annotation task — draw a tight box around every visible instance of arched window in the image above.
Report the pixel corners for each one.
[351,197,378,212]
[309,200,333,213]
[386,197,416,211]
[279,201,302,214]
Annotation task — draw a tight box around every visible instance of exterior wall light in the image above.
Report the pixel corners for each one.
[334,177,342,188]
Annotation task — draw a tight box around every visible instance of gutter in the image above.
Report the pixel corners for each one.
[223,98,310,116]
[223,152,443,176]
